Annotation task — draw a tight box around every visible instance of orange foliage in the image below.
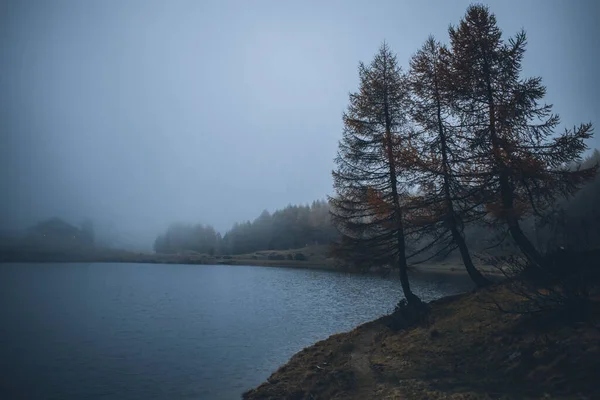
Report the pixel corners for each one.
[484,199,528,220]
[366,187,392,219]
[404,195,447,228]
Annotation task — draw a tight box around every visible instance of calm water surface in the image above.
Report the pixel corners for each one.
[0,263,473,399]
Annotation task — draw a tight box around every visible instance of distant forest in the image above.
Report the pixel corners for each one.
[151,146,599,259]
[153,200,338,255]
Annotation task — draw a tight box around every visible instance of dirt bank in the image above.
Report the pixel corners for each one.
[243,285,600,400]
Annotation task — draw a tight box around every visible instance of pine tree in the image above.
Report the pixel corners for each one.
[406,36,490,287]
[330,43,421,305]
[448,5,595,266]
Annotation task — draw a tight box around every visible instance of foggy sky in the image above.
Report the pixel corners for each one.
[1,0,598,249]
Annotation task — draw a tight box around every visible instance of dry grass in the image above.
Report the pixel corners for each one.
[243,285,600,400]
[410,252,502,276]
[222,245,335,269]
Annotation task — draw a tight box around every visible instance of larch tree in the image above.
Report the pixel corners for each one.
[406,36,490,287]
[330,43,421,306]
[448,5,595,266]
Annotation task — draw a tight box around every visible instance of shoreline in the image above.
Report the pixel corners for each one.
[0,248,502,278]
[0,252,501,278]
[242,284,600,399]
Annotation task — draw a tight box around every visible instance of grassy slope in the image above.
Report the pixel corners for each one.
[243,285,600,400]
[409,253,500,276]
[216,245,335,269]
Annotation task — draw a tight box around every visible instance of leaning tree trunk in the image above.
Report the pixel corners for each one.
[484,66,545,268]
[499,170,546,267]
[384,121,421,305]
[436,84,491,287]
[380,52,421,307]
[387,130,420,305]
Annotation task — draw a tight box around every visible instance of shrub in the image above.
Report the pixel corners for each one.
[268,253,286,260]
[487,248,599,321]
[386,298,429,331]
[294,253,307,261]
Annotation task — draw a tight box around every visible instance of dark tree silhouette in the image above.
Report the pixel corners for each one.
[330,43,421,305]
[448,5,595,266]
[406,36,490,287]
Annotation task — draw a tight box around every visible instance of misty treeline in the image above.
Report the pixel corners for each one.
[0,218,95,252]
[447,150,600,258]
[153,200,338,255]
[330,4,598,309]
[529,149,600,251]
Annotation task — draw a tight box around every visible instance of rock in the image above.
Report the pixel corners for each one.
[508,351,521,361]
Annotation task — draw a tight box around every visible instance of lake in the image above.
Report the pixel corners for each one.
[0,263,473,399]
